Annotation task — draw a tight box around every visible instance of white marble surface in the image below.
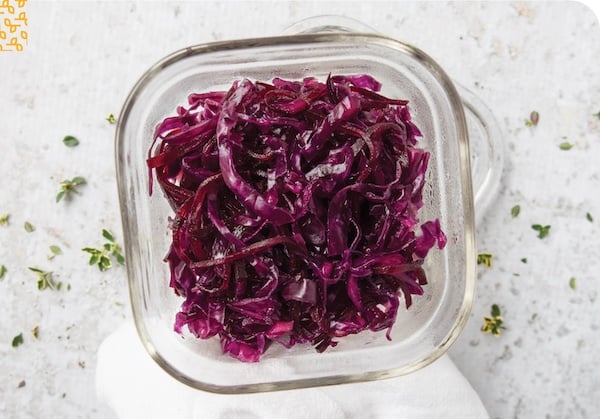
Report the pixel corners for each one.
[0,1,598,418]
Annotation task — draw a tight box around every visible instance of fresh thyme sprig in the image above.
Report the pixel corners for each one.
[477,253,493,267]
[481,304,506,337]
[28,267,60,291]
[56,177,86,203]
[82,229,125,271]
[531,224,551,239]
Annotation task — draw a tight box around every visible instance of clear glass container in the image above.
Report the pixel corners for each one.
[115,20,502,394]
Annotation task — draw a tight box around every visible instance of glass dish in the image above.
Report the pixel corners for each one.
[115,21,501,394]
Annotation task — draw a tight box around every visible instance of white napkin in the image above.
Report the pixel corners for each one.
[96,322,489,419]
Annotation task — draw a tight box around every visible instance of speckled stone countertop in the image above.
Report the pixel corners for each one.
[0,2,598,418]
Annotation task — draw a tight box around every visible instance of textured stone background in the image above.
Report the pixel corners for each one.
[0,1,598,418]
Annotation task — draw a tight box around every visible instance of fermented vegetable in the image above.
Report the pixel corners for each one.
[148,75,446,362]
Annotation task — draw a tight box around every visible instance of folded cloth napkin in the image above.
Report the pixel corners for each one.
[96,322,489,419]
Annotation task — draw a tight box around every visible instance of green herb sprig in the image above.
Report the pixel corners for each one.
[56,177,86,202]
[106,114,117,124]
[531,224,551,239]
[477,252,493,267]
[0,213,9,225]
[481,304,505,337]
[28,267,60,291]
[82,229,125,271]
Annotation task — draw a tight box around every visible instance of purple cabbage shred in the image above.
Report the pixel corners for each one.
[147,74,446,362]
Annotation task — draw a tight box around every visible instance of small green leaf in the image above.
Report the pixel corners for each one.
[99,256,112,272]
[106,113,117,124]
[594,111,600,120]
[102,229,115,242]
[511,205,521,218]
[56,191,66,203]
[71,176,86,185]
[114,252,125,266]
[587,212,594,223]
[49,245,62,256]
[24,221,35,233]
[29,267,56,291]
[569,277,576,290]
[477,253,493,267]
[12,333,24,348]
[531,224,551,239]
[0,264,6,280]
[520,258,527,264]
[491,304,501,317]
[63,135,79,147]
[0,213,9,225]
[57,177,86,202]
[559,142,573,150]
[85,251,100,266]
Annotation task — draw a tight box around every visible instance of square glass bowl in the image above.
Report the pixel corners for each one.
[115,31,480,393]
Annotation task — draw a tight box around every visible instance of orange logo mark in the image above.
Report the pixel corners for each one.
[0,0,28,52]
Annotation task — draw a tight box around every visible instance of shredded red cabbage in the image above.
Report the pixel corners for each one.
[147,75,446,362]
